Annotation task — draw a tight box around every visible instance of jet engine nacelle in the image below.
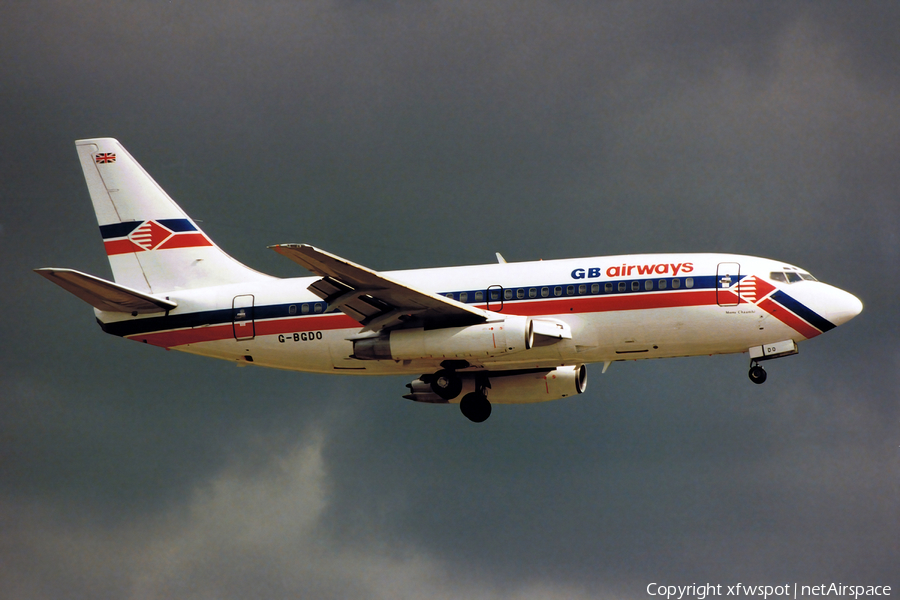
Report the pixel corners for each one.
[353,316,531,361]
[404,364,587,404]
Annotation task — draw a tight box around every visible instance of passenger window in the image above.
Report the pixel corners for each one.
[516,288,525,299]
[490,290,500,301]
[289,305,297,315]
[631,281,640,291]
[529,288,537,298]
[618,282,626,292]
[475,291,484,301]
[541,287,549,298]
[504,289,513,300]
[591,283,599,294]
[644,280,653,291]
[554,286,562,297]
[605,282,613,293]
[302,304,310,314]
[460,292,468,302]
[672,279,681,289]
[658,279,667,290]
[685,278,694,288]
[446,293,454,300]
[566,285,575,295]
[770,272,787,283]
[578,284,587,294]
[314,303,323,313]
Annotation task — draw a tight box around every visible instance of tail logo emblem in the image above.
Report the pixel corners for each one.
[100,218,214,255]
[95,153,116,164]
[128,220,173,250]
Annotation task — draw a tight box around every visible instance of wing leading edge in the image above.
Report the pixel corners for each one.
[269,244,490,332]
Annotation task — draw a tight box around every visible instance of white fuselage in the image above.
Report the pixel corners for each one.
[96,252,862,377]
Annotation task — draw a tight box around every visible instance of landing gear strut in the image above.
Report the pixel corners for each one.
[748,362,767,384]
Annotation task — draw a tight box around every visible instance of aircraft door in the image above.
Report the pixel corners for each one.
[716,263,740,307]
[486,285,504,312]
[232,294,256,340]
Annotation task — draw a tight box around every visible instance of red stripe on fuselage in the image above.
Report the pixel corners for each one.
[123,289,721,349]
[126,313,361,348]
[757,297,821,340]
[129,323,234,347]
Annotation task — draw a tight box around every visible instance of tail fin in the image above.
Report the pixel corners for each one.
[75,138,271,293]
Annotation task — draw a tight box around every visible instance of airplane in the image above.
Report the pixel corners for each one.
[36,138,864,422]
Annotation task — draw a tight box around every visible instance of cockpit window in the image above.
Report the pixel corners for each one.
[770,271,817,283]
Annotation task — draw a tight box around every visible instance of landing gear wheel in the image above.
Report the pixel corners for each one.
[459,392,492,423]
[430,369,463,400]
[749,364,767,384]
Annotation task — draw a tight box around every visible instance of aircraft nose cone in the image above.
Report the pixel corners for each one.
[828,288,863,327]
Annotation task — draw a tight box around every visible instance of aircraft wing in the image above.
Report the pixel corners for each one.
[269,244,490,332]
[34,268,178,314]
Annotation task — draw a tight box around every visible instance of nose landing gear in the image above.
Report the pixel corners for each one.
[747,340,798,384]
[748,362,767,384]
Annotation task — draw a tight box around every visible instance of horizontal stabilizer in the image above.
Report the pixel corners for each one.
[34,268,177,314]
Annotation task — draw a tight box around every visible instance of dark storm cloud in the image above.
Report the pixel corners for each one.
[1,2,897,598]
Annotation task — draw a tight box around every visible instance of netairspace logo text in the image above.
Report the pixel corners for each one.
[646,583,892,600]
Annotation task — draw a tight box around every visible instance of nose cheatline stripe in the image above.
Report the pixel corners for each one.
[769,290,836,333]
[758,281,863,338]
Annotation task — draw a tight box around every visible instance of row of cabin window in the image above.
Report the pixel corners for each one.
[445,278,694,303]
[283,277,698,315]
[287,303,325,315]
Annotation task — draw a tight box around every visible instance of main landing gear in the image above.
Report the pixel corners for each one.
[428,362,492,423]
[748,361,767,384]
[459,390,492,423]
[429,368,463,400]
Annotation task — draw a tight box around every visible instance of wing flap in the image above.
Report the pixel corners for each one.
[34,268,177,314]
[269,244,489,332]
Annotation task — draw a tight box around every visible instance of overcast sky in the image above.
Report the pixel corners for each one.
[2,2,898,598]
